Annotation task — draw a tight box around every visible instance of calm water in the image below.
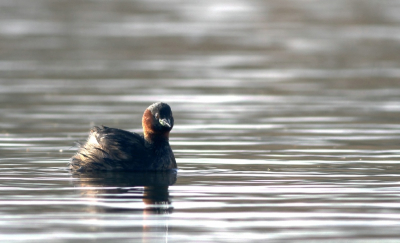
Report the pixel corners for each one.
[2,0,400,242]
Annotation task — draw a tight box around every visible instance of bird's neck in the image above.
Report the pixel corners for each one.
[144,131,170,146]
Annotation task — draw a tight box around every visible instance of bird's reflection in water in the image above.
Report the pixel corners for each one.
[71,170,177,242]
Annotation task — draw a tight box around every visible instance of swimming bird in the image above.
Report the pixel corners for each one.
[69,102,176,172]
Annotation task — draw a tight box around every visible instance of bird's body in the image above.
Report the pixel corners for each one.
[69,102,176,172]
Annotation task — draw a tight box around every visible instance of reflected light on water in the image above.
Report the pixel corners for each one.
[1,0,400,242]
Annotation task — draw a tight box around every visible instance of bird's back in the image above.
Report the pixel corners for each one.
[70,126,148,171]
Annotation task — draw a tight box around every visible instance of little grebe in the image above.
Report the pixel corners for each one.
[69,102,176,172]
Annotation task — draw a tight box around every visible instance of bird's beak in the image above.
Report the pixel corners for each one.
[159,118,171,128]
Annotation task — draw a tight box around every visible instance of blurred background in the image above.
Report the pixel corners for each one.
[2,0,400,242]
[2,0,400,136]
[1,0,399,79]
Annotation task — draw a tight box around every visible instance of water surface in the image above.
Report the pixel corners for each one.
[1,0,400,242]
